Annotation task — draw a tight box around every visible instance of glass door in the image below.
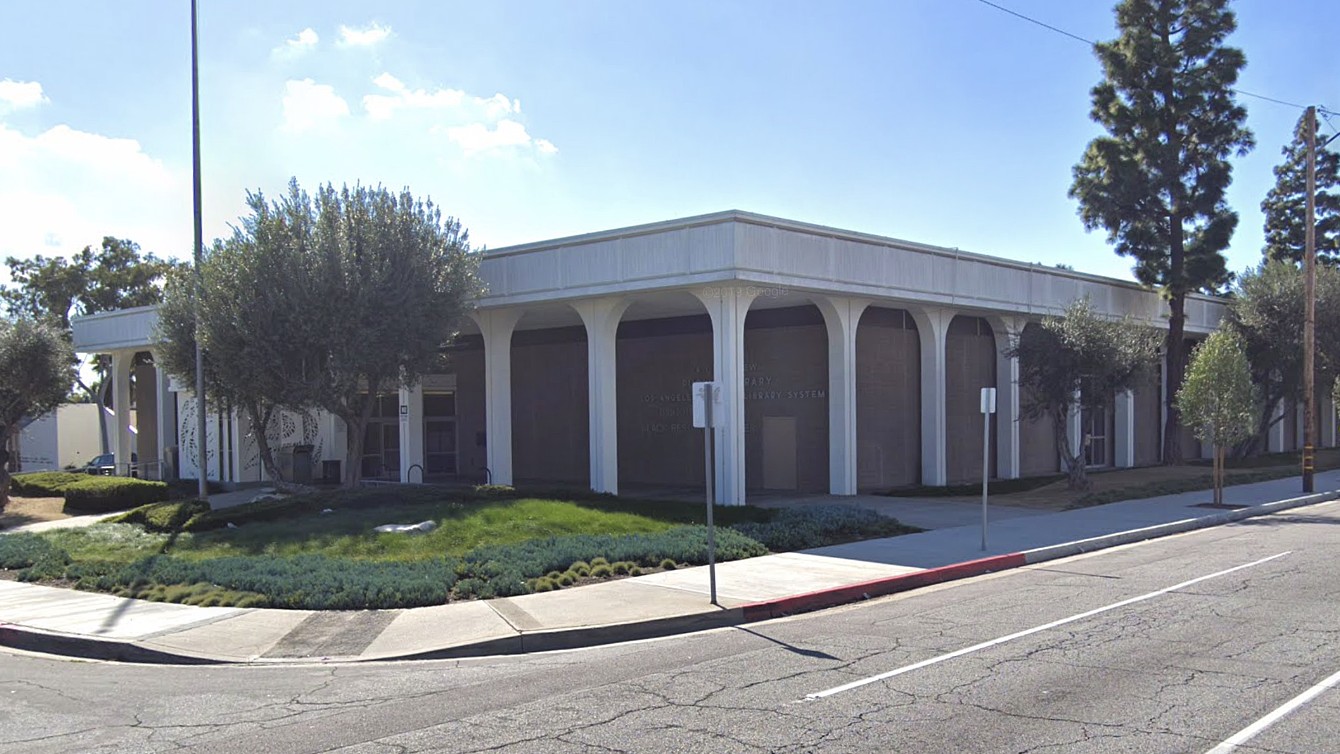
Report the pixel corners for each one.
[1084,406,1109,467]
[425,419,458,476]
[381,423,400,480]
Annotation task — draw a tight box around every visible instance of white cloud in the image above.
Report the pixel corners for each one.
[364,75,465,120]
[0,122,189,260]
[272,28,318,60]
[339,22,391,47]
[281,78,350,132]
[362,74,522,122]
[441,119,557,156]
[361,73,553,156]
[0,79,48,112]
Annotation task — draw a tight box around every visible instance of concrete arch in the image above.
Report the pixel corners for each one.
[944,315,998,483]
[616,291,715,496]
[855,305,921,490]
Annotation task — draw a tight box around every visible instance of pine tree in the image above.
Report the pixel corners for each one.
[1070,0,1254,464]
[1262,113,1340,266]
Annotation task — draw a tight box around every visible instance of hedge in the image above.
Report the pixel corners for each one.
[106,500,212,533]
[63,477,169,513]
[10,471,90,497]
[730,505,919,551]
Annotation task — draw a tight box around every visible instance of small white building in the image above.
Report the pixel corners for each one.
[11,403,103,473]
[69,211,1335,503]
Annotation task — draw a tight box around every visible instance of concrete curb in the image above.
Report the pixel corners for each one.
[0,623,223,665]
[2,491,1336,665]
[737,553,1027,621]
[1019,490,1340,566]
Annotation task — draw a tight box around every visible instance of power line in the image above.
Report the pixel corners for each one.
[970,0,1330,115]
[973,0,1094,46]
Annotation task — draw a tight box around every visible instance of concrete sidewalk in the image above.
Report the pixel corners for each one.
[1,472,1337,665]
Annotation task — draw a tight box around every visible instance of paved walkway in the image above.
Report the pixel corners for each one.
[1,472,1337,664]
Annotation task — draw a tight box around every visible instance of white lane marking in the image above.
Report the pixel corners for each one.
[805,551,1292,700]
[1204,667,1340,754]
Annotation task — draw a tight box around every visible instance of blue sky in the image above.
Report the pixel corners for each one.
[0,1,1336,285]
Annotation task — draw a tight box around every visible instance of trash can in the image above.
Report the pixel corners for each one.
[291,444,314,485]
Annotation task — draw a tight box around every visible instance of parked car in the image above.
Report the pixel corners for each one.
[82,452,137,476]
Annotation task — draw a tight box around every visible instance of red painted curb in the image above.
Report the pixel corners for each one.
[737,552,1027,621]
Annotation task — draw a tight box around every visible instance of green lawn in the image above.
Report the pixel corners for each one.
[174,498,691,561]
[3,486,913,610]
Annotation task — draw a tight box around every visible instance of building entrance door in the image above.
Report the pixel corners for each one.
[1083,406,1109,468]
[425,419,458,476]
[762,416,798,490]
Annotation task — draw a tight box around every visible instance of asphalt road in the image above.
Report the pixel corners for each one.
[3,500,1339,754]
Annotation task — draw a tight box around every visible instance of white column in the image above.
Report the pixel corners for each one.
[1114,390,1136,468]
[111,351,134,476]
[989,316,1023,479]
[474,308,524,486]
[1268,400,1286,453]
[694,285,757,506]
[910,307,953,486]
[399,383,425,483]
[575,298,630,495]
[815,295,869,495]
[1067,390,1084,470]
[154,363,172,480]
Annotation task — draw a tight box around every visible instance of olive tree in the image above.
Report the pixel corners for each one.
[1226,260,1340,454]
[157,180,482,487]
[1009,299,1162,491]
[0,318,76,508]
[155,190,317,484]
[1177,328,1256,505]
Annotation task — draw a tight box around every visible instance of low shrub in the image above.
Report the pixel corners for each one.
[612,561,632,575]
[10,471,89,497]
[468,484,519,500]
[590,556,609,567]
[659,558,677,571]
[107,500,211,533]
[730,505,916,551]
[461,526,768,586]
[68,553,460,610]
[590,563,612,578]
[166,479,226,498]
[532,576,557,592]
[63,477,169,513]
[569,560,591,577]
[0,533,66,569]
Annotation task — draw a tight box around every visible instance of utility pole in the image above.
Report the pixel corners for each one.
[1303,105,1317,494]
[191,0,209,501]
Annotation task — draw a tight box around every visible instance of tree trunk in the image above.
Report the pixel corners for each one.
[340,393,380,488]
[1164,293,1186,465]
[0,441,11,511]
[245,402,285,488]
[1213,444,1223,506]
[0,422,20,509]
[1054,407,1089,491]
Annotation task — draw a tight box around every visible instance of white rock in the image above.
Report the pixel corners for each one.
[320,508,334,515]
[373,520,438,534]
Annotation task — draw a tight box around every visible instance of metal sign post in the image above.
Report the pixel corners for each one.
[692,381,721,605]
[980,387,997,551]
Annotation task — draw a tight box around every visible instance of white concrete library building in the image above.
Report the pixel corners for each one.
[70,211,1334,505]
